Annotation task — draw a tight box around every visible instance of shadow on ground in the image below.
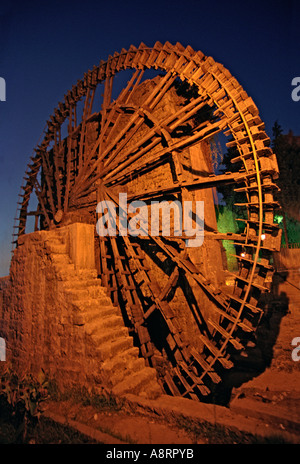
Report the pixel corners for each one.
[212,270,293,405]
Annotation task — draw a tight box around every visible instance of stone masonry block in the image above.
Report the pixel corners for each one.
[65,223,95,270]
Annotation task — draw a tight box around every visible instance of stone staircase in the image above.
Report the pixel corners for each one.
[44,229,162,399]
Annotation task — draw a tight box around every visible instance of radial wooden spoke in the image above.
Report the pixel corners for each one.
[104,185,229,309]
[77,86,96,171]
[72,103,144,196]
[102,119,226,187]
[160,231,248,242]
[73,69,145,189]
[72,113,226,201]
[75,89,211,196]
[33,178,51,227]
[52,130,63,211]
[102,188,215,388]
[40,149,56,216]
[64,105,77,211]
[125,171,243,201]
[72,70,178,197]
[168,97,213,132]
[97,69,146,155]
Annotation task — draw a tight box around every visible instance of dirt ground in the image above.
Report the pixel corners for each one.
[43,399,197,444]
[40,382,299,445]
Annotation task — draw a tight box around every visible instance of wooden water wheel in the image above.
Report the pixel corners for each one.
[14,42,282,401]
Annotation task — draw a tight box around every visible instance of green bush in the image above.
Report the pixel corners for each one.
[0,365,48,443]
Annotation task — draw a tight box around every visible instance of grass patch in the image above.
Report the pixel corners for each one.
[46,382,135,444]
[0,415,101,444]
[50,383,124,412]
[47,378,122,410]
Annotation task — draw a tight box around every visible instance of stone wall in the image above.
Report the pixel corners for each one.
[273,248,300,271]
[0,227,95,386]
[0,225,161,397]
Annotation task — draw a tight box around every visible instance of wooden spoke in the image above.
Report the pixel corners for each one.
[125,171,245,201]
[71,117,227,201]
[64,104,77,211]
[72,70,178,198]
[53,130,63,211]
[40,149,56,216]
[33,177,51,227]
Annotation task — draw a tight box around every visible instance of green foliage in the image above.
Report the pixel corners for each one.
[216,205,239,271]
[272,122,300,223]
[58,385,123,412]
[272,120,283,141]
[281,217,300,245]
[271,122,300,244]
[0,366,48,420]
[0,365,49,443]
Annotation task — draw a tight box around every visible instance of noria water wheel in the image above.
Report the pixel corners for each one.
[14,42,282,402]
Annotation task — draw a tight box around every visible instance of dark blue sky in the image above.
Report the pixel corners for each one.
[0,0,299,276]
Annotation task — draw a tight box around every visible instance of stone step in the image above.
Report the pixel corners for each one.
[54,230,68,242]
[44,227,162,399]
[56,268,99,283]
[91,325,129,347]
[73,306,119,326]
[76,269,98,280]
[73,298,116,312]
[111,367,159,397]
[63,279,103,290]
[85,314,125,334]
[43,232,65,243]
[64,285,112,301]
[110,358,147,385]
[101,346,140,371]
[87,285,112,299]
[144,379,163,399]
[102,350,146,384]
[102,345,140,365]
[50,253,72,265]
[99,335,133,359]
[74,303,119,323]
[46,242,68,254]
[53,263,76,277]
